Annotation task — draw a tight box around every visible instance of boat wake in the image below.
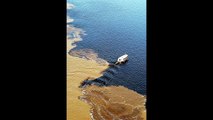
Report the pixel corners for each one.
[79,62,124,88]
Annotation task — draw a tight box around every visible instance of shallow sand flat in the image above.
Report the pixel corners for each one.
[67,14,146,120]
[80,85,146,120]
[67,37,146,120]
[67,55,108,120]
[66,25,83,51]
[67,40,146,120]
[67,27,109,119]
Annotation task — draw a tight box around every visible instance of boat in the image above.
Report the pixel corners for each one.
[115,54,128,65]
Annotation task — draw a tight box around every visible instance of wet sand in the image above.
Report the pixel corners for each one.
[80,86,146,120]
[67,54,108,120]
[67,25,109,120]
[67,25,146,120]
[67,4,146,120]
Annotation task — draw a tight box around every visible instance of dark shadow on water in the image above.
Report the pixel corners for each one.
[79,60,146,95]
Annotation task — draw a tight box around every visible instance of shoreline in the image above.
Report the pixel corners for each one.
[67,3,146,120]
[67,24,109,120]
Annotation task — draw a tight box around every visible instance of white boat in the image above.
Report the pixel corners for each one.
[115,54,128,64]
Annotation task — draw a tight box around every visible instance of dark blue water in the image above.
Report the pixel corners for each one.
[68,0,146,95]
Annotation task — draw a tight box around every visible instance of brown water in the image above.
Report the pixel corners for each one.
[67,3,146,120]
[80,85,146,120]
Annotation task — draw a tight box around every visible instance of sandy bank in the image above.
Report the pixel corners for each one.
[67,25,109,120]
[67,7,146,120]
[67,55,108,120]
[80,85,146,120]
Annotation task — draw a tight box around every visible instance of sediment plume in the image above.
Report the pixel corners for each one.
[79,85,146,120]
[69,49,108,66]
[67,2,146,120]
